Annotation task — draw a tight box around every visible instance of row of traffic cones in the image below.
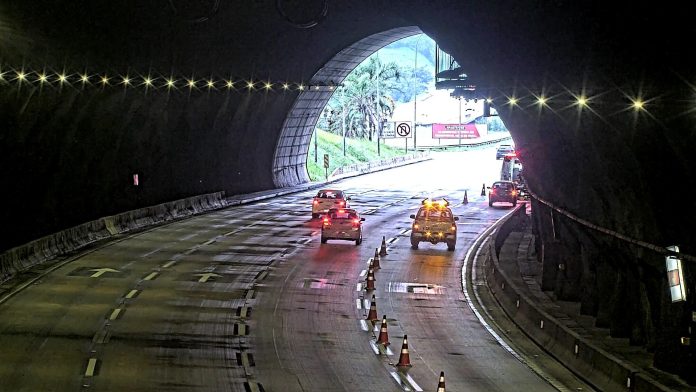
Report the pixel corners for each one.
[363,239,446,390]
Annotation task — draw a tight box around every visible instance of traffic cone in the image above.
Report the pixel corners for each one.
[372,249,381,269]
[379,236,388,256]
[396,335,412,367]
[463,190,468,204]
[366,295,378,323]
[365,265,375,291]
[436,371,446,392]
[481,183,486,196]
[377,315,389,346]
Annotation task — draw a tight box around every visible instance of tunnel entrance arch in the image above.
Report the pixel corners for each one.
[271,26,422,187]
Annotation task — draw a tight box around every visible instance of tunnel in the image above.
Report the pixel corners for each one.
[1,0,694,383]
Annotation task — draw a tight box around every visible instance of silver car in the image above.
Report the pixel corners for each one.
[321,208,364,245]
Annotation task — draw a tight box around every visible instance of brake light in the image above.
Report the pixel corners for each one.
[323,218,330,226]
[313,200,318,205]
[451,225,456,231]
[353,219,360,224]
[339,201,345,206]
[512,190,517,196]
[413,224,420,230]
[339,209,345,214]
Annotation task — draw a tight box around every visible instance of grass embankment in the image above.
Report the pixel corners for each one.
[306,129,410,181]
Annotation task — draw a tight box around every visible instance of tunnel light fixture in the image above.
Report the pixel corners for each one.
[536,96,548,106]
[507,97,518,106]
[121,75,131,86]
[80,73,90,84]
[264,82,272,90]
[143,76,154,88]
[247,80,255,89]
[282,83,289,90]
[187,79,197,89]
[37,72,48,84]
[57,73,68,85]
[298,84,305,90]
[486,98,493,103]
[206,80,216,89]
[226,80,234,89]
[165,78,176,90]
[576,95,588,107]
[100,75,110,86]
[631,98,645,111]
[15,70,27,82]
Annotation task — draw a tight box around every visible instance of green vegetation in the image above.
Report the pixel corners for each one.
[306,129,410,181]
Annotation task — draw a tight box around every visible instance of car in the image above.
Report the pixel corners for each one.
[495,144,515,159]
[488,181,518,207]
[321,208,364,245]
[409,199,459,251]
[312,189,351,218]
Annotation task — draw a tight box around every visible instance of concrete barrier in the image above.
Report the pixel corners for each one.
[0,191,227,284]
[485,206,678,392]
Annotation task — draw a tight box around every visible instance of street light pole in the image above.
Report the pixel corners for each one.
[458,97,462,147]
[412,37,421,151]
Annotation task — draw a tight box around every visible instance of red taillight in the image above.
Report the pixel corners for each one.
[491,189,496,194]
[451,225,456,231]
[512,190,517,196]
[339,209,345,214]
[353,219,360,225]
[313,200,318,205]
[339,201,345,206]
[323,218,330,226]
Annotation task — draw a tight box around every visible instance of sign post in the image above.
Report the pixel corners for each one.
[323,154,329,180]
[395,121,412,154]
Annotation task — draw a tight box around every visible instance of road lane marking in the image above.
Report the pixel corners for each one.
[239,306,249,318]
[162,260,177,268]
[195,273,221,283]
[356,299,363,310]
[245,289,255,299]
[89,268,120,278]
[84,358,98,377]
[125,290,139,299]
[109,308,123,320]
[144,272,158,281]
[359,269,367,277]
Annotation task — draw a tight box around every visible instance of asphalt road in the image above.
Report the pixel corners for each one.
[0,147,564,391]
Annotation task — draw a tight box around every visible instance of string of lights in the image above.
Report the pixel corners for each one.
[0,64,661,114]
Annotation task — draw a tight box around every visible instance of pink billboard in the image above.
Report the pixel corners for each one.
[432,123,480,139]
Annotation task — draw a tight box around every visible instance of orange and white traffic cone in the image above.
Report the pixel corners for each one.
[481,183,486,196]
[372,248,381,269]
[436,371,446,392]
[365,265,375,291]
[379,236,388,256]
[463,190,468,204]
[396,335,412,367]
[366,295,378,323]
[377,315,389,346]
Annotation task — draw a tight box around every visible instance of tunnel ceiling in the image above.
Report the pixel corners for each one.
[0,1,694,257]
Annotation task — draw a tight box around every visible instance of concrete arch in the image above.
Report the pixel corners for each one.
[272,26,422,187]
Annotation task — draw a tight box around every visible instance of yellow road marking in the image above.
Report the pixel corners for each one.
[245,289,255,300]
[239,307,248,318]
[85,358,98,377]
[109,308,122,320]
[125,290,139,299]
[144,272,158,281]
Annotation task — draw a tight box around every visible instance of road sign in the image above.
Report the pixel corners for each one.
[395,121,412,138]
[381,122,396,138]
[323,154,329,168]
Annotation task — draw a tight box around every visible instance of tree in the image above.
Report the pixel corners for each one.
[322,57,402,139]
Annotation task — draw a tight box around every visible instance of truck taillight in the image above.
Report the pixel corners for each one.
[451,225,456,231]
[323,218,330,226]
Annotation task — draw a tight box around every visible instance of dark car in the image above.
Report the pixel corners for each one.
[488,181,518,207]
[495,144,515,159]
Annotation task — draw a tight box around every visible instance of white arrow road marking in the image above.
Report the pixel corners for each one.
[194,273,222,283]
[89,268,119,278]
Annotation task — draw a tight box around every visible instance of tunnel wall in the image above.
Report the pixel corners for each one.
[1,0,695,381]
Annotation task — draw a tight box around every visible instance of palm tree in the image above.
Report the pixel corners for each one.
[323,57,402,140]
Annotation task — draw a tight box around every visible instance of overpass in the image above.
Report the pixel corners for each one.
[0,0,694,385]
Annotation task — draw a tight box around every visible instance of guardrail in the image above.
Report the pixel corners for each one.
[485,206,680,392]
[328,151,431,180]
[414,135,512,151]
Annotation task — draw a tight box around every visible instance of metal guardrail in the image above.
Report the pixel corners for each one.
[414,135,512,151]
